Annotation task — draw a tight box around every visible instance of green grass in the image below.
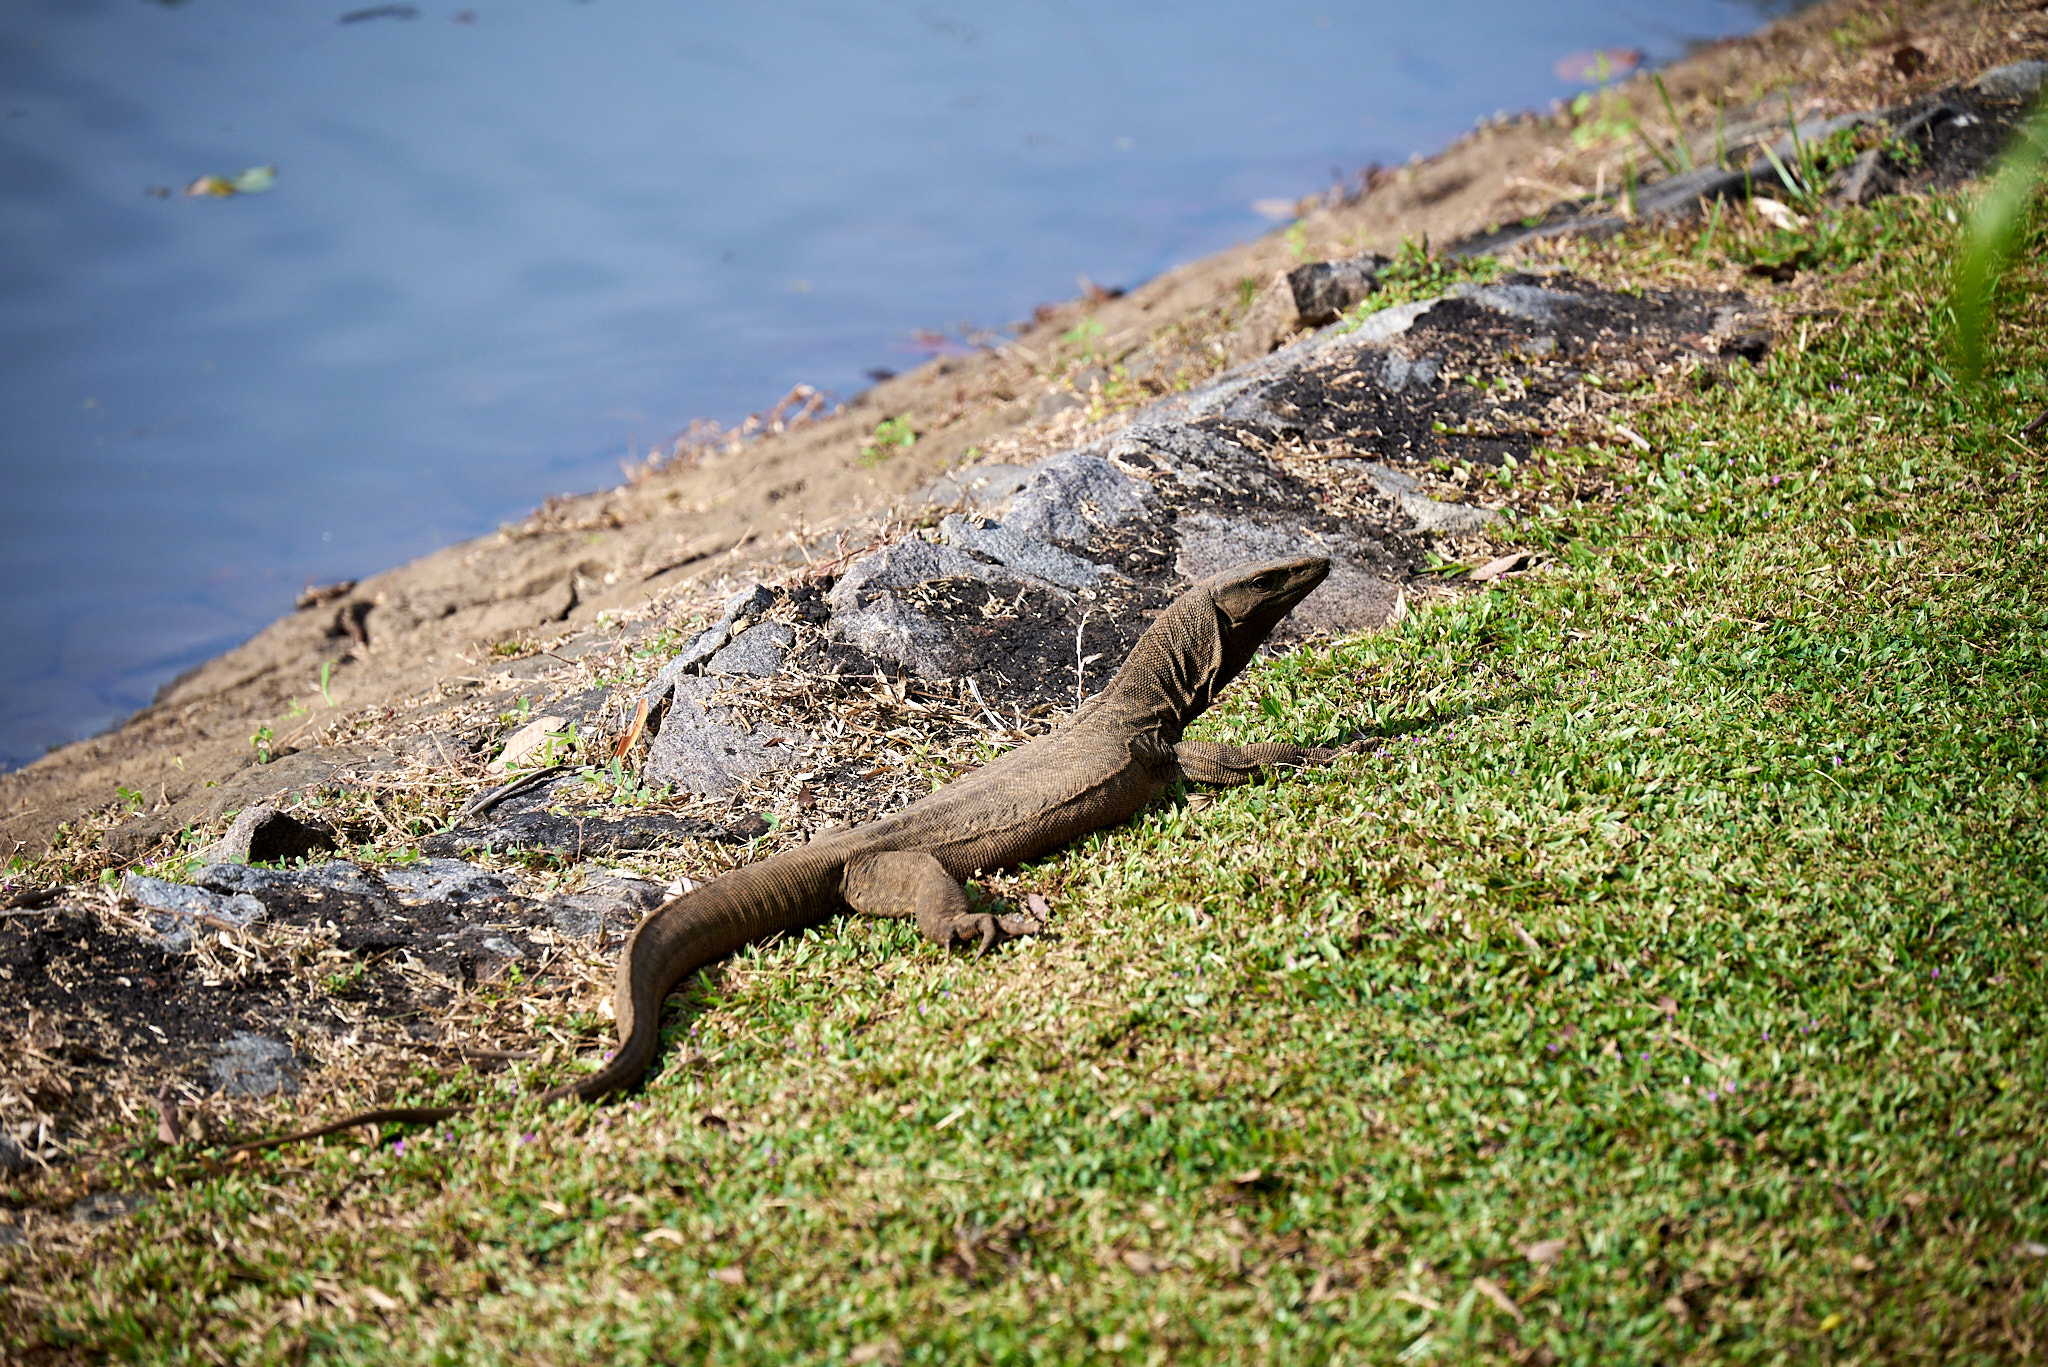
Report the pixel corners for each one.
[9,193,2048,1363]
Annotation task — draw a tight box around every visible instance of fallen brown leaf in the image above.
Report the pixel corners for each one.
[1472,1275,1526,1323]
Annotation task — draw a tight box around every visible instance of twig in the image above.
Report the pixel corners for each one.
[962,676,1008,734]
[455,764,568,822]
[1,885,62,911]
[2022,409,2047,438]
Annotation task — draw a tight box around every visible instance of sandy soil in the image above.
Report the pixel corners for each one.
[2,0,2038,866]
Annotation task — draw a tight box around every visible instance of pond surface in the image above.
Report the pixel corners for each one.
[0,0,1795,770]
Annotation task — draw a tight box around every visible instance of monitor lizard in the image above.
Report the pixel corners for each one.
[231,554,1334,1152]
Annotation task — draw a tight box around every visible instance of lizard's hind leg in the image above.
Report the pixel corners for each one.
[842,851,1041,956]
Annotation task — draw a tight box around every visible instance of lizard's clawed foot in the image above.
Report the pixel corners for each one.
[940,911,1045,957]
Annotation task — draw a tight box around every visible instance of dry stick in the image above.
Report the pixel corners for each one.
[963,676,1008,735]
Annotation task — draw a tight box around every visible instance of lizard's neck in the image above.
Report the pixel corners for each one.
[1083,589,1225,740]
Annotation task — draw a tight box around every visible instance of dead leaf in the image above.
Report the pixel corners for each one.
[154,1087,181,1147]
[1471,1276,1526,1323]
[612,698,650,761]
[1120,1249,1160,1275]
[640,1227,686,1245]
[1656,996,1678,1017]
[1231,1168,1264,1186]
[1752,197,1805,232]
[1662,1294,1690,1321]
[1026,892,1050,918]
[359,1285,402,1312]
[849,1340,902,1366]
[711,1265,745,1286]
[795,783,817,811]
[1849,1253,1876,1272]
[1470,552,1530,583]
[1520,1237,1569,1266]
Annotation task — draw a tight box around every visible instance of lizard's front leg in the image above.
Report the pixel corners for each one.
[1171,741,1338,787]
[841,851,1042,955]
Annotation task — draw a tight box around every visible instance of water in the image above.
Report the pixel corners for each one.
[0,0,1797,771]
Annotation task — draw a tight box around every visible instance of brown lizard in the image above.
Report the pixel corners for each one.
[231,554,1333,1152]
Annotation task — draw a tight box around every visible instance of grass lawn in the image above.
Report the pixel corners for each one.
[7,191,2046,1364]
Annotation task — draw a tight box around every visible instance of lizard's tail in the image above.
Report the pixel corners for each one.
[223,850,842,1155]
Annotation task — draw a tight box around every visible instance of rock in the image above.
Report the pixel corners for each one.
[1380,352,1442,394]
[1288,253,1389,325]
[705,622,795,677]
[639,584,777,706]
[1174,513,1406,637]
[197,859,386,905]
[1969,61,2048,102]
[420,773,735,859]
[120,872,266,952]
[1001,451,1154,550]
[828,591,961,679]
[1837,147,1895,206]
[0,1134,27,1175]
[209,1032,299,1097]
[379,858,511,906]
[1340,460,1497,535]
[643,677,804,797]
[918,463,1033,508]
[205,804,340,864]
[1102,424,1290,504]
[488,715,570,773]
[1447,280,1577,324]
[936,514,1121,590]
[544,873,666,939]
[68,1192,150,1224]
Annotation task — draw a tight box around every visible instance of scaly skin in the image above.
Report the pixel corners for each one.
[231,555,1332,1152]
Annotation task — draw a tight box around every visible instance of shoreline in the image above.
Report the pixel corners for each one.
[2,0,2033,867]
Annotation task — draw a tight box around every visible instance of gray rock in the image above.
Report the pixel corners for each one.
[206,804,339,865]
[547,875,666,939]
[918,463,1033,508]
[1101,424,1288,503]
[1399,493,1497,535]
[1288,252,1389,324]
[1380,353,1442,394]
[640,584,778,705]
[1174,513,1405,637]
[197,859,385,904]
[1837,147,1895,206]
[0,1134,27,1175]
[1342,460,1423,498]
[210,1033,299,1097]
[1449,281,1577,324]
[1337,460,1497,535]
[0,1218,21,1247]
[828,592,961,679]
[937,514,1121,590]
[1001,451,1155,549]
[827,537,1012,613]
[479,936,527,960]
[705,622,795,677]
[379,859,511,906]
[643,676,804,797]
[68,1192,150,1224]
[1971,60,2048,101]
[121,873,266,952]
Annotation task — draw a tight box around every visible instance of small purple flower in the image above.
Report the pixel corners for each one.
[522,1131,538,1144]
[1932,968,1939,978]
[1548,1043,1560,1052]
[1762,1030,1770,1040]
[392,1139,407,1155]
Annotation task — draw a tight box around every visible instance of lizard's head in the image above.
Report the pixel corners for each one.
[1203,556,1330,695]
